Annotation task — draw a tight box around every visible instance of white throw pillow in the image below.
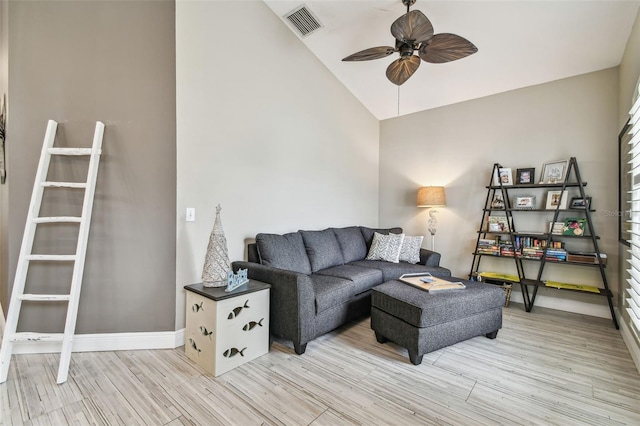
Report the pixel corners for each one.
[366,232,405,263]
[399,235,424,264]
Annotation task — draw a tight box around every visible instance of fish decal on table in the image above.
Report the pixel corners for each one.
[227,300,250,319]
[199,326,213,339]
[223,347,246,358]
[188,338,201,355]
[242,318,264,331]
[192,302,204,313]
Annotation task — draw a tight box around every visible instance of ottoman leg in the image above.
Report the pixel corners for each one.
[375,332,388,344]
[485,330,499,339]
[408,350,423,365]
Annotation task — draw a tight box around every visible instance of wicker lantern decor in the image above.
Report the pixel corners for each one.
[201,204,231,287]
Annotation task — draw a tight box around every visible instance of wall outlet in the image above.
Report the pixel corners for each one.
[186,208,195,222]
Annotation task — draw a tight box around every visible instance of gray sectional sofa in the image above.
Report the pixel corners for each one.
[231,226,451,355]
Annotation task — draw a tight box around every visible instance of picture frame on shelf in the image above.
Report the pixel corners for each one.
[548,221,564,235]
[545,190,568,210]
[570,196,591,209]
[493,167,513,186]
[540,160,569,184]
[487,216,509,232]
[563,218,586,236]
[513,195,536,209]
[516,168,535,185]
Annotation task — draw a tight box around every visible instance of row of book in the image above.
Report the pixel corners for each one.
[477,238,567,260]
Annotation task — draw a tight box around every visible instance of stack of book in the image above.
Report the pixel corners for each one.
[520,246,544,260]
[499,241,515,257]
[477,238,500,255]
[544,248,567,262]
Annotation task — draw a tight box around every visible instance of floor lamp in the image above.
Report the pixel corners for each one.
[417,186,447,251]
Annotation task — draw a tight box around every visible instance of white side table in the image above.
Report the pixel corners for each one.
[184,280,270,376]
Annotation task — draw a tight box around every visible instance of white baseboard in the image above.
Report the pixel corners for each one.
[616,307,640,375]
[12,328,186,355]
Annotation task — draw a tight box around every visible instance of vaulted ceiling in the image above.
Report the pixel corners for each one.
[264,1,640,120]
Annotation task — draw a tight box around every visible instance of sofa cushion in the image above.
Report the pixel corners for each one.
[360,227,403,249]
[316,265,384,294]
[349,259,451,281]
[399,235,424,264]
[309,274,355,314]
[331,226,368,263]
[366,232,405,263]
[300,229,345,273]
[255,232,312,275]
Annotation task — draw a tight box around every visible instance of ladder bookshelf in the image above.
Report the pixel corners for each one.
[469,157,618,329]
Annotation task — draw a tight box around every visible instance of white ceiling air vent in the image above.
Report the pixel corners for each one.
[284,5,323,38]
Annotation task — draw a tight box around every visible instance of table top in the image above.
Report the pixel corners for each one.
[184,280,270,301]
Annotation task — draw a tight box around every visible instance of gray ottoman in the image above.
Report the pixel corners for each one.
[371,279,506,365]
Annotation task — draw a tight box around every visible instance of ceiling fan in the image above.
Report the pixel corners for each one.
[342,0,478,86]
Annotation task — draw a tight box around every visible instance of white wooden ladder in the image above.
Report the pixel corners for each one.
[0,120,104,384]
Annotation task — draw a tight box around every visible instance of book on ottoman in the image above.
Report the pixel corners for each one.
[399,273,466,292]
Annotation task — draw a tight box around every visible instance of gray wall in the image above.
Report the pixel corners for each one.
[4,1,176,333]
[175,1,380,329]
[0,0,8,318]
[380,69,619,318]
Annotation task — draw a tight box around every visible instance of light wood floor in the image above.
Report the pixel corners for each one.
[1,304,639,425]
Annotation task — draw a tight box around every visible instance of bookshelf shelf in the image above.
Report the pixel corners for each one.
[469,158,618,329]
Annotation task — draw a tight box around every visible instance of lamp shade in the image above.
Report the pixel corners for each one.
[417,186,446,207]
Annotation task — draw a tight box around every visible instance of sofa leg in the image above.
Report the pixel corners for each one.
[375,332,388,344]
[408,350,423,365]
[293,342,307,355]
[485,330,499,339]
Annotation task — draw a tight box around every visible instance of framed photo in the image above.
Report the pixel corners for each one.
[545,190,568,210]
[563,218,586,236]
[548,221,564,235]
[493,167,513,186]
[569,196,591,209]
[513,195,536,209]
[540,160,569,184]
[516,168,535,185]
[487,216,509,232]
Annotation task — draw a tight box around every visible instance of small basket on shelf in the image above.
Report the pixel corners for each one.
[501,283,512,307]
[476,272,514,307]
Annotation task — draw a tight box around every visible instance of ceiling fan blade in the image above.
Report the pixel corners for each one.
[386,55,421,86]
[390,10,434,44]
[419,33,478,63]
[342,46,396,61]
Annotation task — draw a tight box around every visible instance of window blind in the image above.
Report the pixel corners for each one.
[626,88,640,335]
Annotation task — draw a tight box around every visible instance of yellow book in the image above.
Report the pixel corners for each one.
[478,272,520,283]
[544,281,600,293]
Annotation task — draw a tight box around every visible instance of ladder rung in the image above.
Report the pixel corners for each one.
[25,254,76,261]
[48,148,97,156]
[10,333,64,343]
[41,182,87,189]
[19,294,71,302]
[33,216,82,224]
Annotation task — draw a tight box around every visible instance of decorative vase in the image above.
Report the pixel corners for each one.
[201,204,230,287]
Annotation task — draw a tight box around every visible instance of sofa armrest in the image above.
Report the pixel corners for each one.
[232,261,316,348]
[419,248,441,267]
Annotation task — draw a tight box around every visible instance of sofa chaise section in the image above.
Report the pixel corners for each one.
[232,226,451,355]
